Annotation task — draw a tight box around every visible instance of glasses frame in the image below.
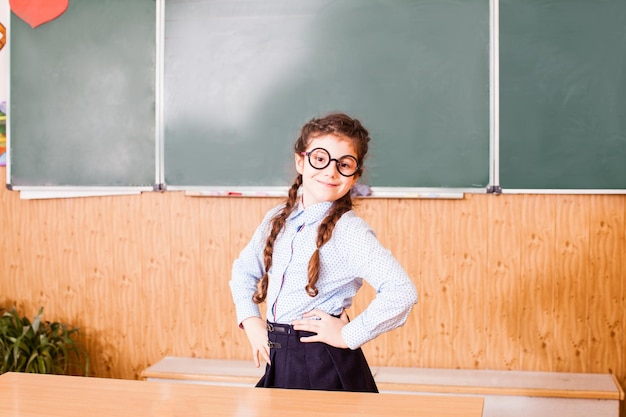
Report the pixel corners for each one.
[301,147,360,177]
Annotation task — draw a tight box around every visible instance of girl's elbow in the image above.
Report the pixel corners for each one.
[405,282,418,305]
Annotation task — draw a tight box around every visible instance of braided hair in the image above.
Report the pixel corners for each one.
[252,113,370,303]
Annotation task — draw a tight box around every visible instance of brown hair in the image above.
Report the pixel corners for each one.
[252,113,370,303]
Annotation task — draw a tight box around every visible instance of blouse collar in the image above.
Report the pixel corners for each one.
[289,200,333,226]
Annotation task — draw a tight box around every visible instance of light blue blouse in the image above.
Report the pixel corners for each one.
[230,201,418,349]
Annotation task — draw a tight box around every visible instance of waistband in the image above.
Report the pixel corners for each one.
[266,322,294,335]
[266,321,314,349]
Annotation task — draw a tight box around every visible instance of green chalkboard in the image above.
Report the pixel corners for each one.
[163,0,490,189]
[500,0,626,190]
[9,0,155,188]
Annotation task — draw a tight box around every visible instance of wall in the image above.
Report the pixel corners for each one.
[0,168,624,412]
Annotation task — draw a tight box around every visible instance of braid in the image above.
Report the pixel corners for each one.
[305,193,354,297]
[252,175,302,304]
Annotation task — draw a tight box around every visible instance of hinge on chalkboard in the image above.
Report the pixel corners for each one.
[486,185,502,194]
[153,183,167,192]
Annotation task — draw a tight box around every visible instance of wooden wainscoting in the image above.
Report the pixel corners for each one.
[0,169,624,415]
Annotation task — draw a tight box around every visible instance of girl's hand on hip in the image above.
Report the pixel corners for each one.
[292,309,349,349]
[241,316,271,367]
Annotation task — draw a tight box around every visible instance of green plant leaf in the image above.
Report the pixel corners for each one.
[0,306,90,376]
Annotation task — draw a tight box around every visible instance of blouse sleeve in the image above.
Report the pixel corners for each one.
[337,213,418,349]
[229,205,281,326]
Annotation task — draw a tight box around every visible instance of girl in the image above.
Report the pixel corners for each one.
[230,113,417,392]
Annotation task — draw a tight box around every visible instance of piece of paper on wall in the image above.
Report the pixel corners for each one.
[0,101,5,167]
[9,0,69,29]
[0,4,6,166]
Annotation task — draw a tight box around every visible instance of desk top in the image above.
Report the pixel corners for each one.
[0,372,483,417]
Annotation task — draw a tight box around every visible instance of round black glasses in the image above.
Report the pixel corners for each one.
[301,147,359,177]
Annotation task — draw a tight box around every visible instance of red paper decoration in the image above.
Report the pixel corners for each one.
[10,0,69,29]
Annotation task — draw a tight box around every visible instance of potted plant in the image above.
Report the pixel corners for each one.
[0,306,90,376]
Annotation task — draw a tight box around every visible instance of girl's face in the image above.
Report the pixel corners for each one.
[295,134,359,207]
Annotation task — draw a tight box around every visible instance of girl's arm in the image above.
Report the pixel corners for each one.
[241,316,271,367]
[337,215,418,349]
[293,214,417,350]
[230,205,281,326]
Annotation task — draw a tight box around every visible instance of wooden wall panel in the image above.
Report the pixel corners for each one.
[170,192,203,357]
[486,195,521,369]
[587,195,624,374]
[417,199,457,368]
[622,199,626,417]
[553,196,591,373]
[106,195,145,378]
[383,199,422,367]
[195,197,230,359]
[518,195,557,370]
[137,191,172,377]
[92,197,128,377]
[0,168,624,411]
[454,194,488,369]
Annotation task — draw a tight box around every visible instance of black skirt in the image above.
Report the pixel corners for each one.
[256,321,378,392]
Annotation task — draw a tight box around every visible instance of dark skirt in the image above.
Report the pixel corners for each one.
[256,321,378,392]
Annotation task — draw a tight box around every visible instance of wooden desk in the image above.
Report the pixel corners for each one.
[0,372,483,417]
